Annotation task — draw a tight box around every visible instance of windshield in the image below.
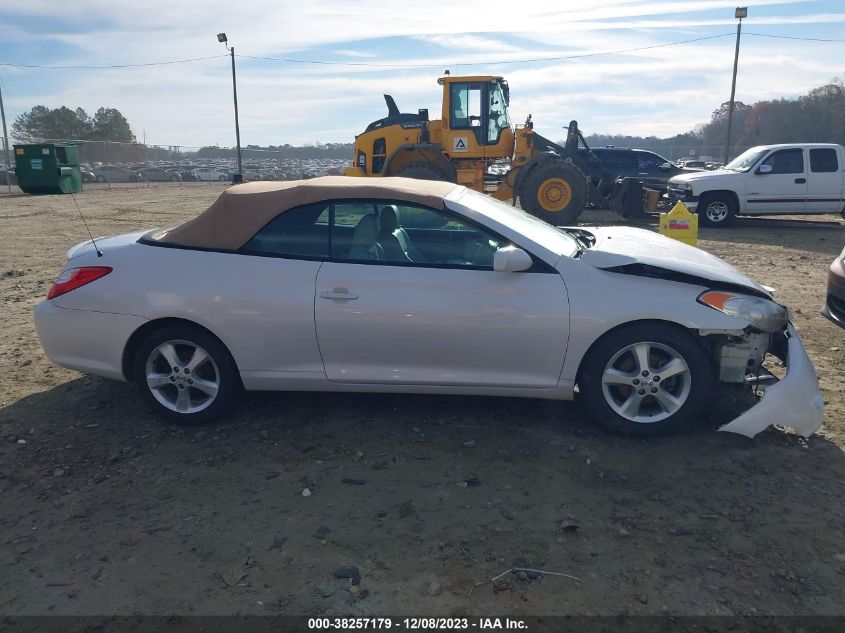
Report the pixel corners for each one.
[449,189,580,258]
[725,148,768,172]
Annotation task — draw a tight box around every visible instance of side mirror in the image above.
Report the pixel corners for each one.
[659,162,672,171]
[757,164,773,175]
[494,245,533,272]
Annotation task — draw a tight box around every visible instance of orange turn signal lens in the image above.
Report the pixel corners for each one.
[698,290,736,312]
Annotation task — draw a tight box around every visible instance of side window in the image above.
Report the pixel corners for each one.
[241,202,329,258]
[375,202,503,269]
[636,153,666,171]
[762,149,804,174]
[331,201,380,261]
[810,148,838,173]
[599,151,637,170]
[372,138,387,174]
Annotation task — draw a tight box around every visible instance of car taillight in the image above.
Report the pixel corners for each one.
[47,266,113,300]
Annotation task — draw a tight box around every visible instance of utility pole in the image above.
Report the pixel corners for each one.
[723,7,747,165]
[0,81,12,193]
[217,33,243,183]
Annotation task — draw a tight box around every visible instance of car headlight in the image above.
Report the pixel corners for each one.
[698,290,788,332]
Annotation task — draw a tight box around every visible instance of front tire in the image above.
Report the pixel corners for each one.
[520,161,587,225]
[133,325,240,425]
[578,323,712,437]
[698,193,736,227]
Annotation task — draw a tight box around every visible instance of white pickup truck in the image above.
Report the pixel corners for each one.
[666,143,845,226]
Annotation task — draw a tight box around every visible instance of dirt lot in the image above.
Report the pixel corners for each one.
[1,184,844,617]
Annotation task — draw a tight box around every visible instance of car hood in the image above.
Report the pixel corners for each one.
[578,226,768,294]
[669,169,741,185]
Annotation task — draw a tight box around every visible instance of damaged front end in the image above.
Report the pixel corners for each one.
[713,324,824,438]
[577,232,824,438]
[698,321,823,438]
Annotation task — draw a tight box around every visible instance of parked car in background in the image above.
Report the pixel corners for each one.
[140,167,182,182]
[80,169,96,183]
[667,143,845,227]
[191,167,230,182]
[0,166,15,186]
[578,147,703,194]
[92,165,143,183]
[681,160,708,169]
[823,245,845,329]
[168,169,197,182]
[34,177,823,439]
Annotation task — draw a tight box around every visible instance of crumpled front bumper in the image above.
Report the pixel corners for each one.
[719,324,824,438]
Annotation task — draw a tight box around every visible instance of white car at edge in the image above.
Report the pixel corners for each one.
[34,177,824,438]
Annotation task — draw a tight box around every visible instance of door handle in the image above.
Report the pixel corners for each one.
[320,288,358,301]
[795,178,806,184]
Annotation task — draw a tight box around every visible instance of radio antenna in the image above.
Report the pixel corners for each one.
[69,191,102,257]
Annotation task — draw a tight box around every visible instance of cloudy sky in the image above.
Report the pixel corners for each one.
[1,0,843,149]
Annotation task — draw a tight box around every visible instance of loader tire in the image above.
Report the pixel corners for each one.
[396,163,448,181]
[521,161,587,225]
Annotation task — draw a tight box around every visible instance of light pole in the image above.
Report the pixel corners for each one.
[723,7,747,165]
[217,33,243,183]
[0,81,12,193]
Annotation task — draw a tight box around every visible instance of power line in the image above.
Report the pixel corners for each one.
[0,54,228,70]
[745,32,845,43]
[1,30,842,73]
[239,33,737,68]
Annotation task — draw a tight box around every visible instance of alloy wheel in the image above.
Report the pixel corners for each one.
[145,339,220,414]
[601,341,692,423]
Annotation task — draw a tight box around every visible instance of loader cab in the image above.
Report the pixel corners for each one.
[439,76,514,159]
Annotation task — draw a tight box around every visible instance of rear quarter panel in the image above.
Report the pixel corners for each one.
[54,243,324,374]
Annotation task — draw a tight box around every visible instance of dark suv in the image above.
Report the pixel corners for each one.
[577,147,698,193]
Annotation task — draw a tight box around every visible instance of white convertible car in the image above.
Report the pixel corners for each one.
[34,177,824,437]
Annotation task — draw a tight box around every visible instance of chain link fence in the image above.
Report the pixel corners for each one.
[0,136,352,193]
[1,135,750,194]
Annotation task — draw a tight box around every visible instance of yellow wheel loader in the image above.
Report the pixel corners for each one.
[345,74,644,224]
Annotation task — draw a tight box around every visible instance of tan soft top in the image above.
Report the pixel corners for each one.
[155,176,459,250]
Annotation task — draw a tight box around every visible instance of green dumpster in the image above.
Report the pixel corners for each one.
[13,144,82,194]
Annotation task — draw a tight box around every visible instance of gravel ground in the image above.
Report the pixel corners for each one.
[0,184,843,617]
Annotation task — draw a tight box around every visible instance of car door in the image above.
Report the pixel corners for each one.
[746,148,807,214]
[314,200,570,388]
[805,147,845,214]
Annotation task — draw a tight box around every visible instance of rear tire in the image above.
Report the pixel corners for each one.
[698,193,736,227]
[396,162,449,181]
[578,323,712,437]
[521,161,587,225]
[133,325,240,425]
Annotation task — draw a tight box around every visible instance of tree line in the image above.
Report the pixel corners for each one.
[583,79,845,161]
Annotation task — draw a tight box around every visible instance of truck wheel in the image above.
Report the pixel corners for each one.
[396,163,448,181]
[521,162,587,225]
[698,193,736,227]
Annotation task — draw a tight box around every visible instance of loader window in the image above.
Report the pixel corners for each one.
[450,83,482,130]
[487,82,511,144]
